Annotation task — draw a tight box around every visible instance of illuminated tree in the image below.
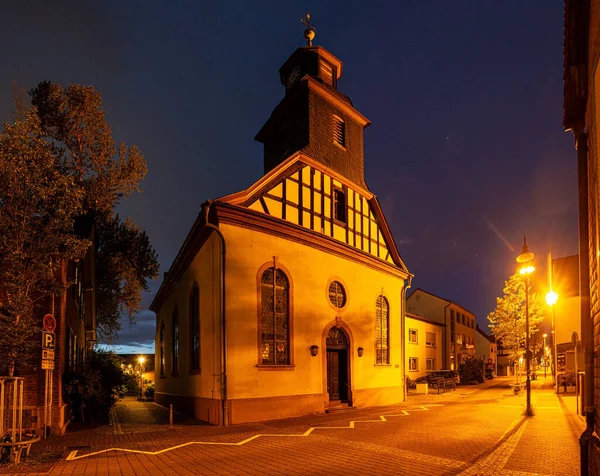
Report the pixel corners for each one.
[487,272,545,369]
[30,82,159,342]
[0,107,89,371]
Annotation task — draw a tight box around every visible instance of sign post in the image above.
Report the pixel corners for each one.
[42,314,56,438]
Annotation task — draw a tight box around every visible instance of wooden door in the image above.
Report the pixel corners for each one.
[327,350,340,400]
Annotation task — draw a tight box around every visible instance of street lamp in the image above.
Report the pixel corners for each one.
[138,356,145,401]
[542,333,548,378]
[545,290,558,393]
[517,235,535,416]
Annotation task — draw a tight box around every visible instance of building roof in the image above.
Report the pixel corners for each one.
[407,287,477,318]
[476,325,495,343]
[405,312,445,327]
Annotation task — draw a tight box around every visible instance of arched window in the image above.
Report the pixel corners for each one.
[260,267,290,365]
[190,285,200,371]
[160,324,165,377]
[375,296,389,364]
[172,307,179,375]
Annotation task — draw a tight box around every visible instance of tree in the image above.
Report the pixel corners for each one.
[0,107,89,372]
[487,272,545,370]
[30,82,159,341]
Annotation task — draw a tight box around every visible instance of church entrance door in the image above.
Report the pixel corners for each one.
[326,327,349,402]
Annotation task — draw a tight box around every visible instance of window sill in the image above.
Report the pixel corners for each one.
[333,141,347,151]
[257,365,296,371]
[409,342,418,345]
[374,364,391,367]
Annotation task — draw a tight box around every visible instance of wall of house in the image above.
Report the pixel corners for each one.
[406,291,446,324]
[405,316,443,379]
[221,222,405,424]
[154,232,222,424]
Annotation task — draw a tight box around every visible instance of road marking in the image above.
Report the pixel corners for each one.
[66,405,443,461]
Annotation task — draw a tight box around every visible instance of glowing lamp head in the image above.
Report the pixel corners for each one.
[546,290,558,306]
[139,356,145,364]
[516,235,535,263]
[519,265,535,275]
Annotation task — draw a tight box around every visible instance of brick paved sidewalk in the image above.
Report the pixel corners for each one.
[460,376,584,476]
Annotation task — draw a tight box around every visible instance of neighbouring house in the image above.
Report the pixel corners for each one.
[562,0,600,471]
[475,325,496,375]
[405,312,444,379]
[406,289,477,371]
[150,29,413,425]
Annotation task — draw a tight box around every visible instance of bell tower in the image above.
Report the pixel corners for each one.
[255,15,371,189]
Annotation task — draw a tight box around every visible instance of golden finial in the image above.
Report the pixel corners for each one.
[301,13,316,46]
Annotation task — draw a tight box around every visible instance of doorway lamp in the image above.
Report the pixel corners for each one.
[310,345,319,357]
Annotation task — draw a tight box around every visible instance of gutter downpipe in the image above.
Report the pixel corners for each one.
[443,303,451,370]
[401,277,412,400]
[203,201,228,426]
[575,131,594,476]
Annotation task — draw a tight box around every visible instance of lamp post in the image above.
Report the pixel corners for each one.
[138,356,145,401]
[517,236,535,416]
[542,333,548,378]
[545,290,558,393]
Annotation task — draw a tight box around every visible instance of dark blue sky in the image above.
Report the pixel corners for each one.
[1,1,577,353]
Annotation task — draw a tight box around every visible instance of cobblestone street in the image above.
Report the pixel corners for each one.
[0,377,583,475]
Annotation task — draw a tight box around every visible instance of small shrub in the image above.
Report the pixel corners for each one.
[144,382,155,401]
[458,357,485,385]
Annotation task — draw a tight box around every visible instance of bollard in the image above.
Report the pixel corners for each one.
[169,404,174,429]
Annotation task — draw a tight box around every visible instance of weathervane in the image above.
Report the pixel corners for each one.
[301,13,316,46]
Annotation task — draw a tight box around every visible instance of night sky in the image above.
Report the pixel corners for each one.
[1,1,577,353]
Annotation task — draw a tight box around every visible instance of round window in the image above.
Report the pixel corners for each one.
[328,281,346,308]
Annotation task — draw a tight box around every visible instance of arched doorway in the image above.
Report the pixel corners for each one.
[326,327,350,403]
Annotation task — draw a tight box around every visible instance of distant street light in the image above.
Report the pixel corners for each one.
[138,356,145,401]
[545,290,558,394]
[517,236,535,416]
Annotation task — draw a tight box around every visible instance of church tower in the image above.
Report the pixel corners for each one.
[255,17,371,189]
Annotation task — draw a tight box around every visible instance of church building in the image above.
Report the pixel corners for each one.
[151,23,412,425]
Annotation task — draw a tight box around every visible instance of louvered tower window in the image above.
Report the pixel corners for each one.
[320,61,334,86]
[375,296,389,364]
[333,115,345,147]
[260,267,290,365]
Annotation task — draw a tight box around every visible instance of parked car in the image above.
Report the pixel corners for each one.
[414,370,460,386]
[485,368,495,379]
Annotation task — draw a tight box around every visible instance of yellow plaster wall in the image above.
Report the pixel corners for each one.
[405,317,443,378]
[220,223,406,402]
[155,233,222,400]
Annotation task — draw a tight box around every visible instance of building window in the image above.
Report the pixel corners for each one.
[172,308,179,375]
[320,61,334,86]
[160,325,165,377]
[409,357,418,371]
[426,332,436,347]
[333,189,347,223]
[328,281,346,308]
[375,296,389,364]
[190,285,200,371]
[426,358,435,371]
[260,267,290,365]
[408,328,418,344]
[333,115,345,148]
[456,333,463,345]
